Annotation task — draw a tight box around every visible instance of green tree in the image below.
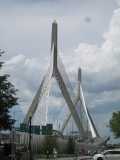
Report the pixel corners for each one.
[109,111,120,138]
[0,50,18,130]
[66,137,75,154]
[41,136,58,155]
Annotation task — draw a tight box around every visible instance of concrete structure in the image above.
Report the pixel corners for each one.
[61,68,100,139]
[23,21,99,141]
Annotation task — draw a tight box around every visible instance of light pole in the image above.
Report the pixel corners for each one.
[28,115,32,160]
[10,126,16,160]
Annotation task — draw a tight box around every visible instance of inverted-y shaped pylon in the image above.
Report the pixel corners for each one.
[61,68,100,139]
[24,21,86,138]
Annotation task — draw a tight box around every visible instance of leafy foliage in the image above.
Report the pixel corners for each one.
[0,50,18,130]
[41,136,58,155]
[109,111,120,138]
[66,136,75,154]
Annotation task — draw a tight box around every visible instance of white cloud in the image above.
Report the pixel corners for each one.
[2,54,48,113]
[71,7,120,76]
[48,96,65,108]
[115,0,120,6]
[6,54,26,65]
[88,90,120,108]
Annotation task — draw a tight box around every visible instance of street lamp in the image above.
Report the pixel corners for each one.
[28,114,33,160]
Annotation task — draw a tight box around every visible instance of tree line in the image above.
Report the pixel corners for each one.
[0,50,18,130]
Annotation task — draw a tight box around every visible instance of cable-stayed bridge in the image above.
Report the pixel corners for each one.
[23,21,98,139]
[16,21,109,153]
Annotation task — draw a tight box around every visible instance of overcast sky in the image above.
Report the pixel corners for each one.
[1,0,120,142]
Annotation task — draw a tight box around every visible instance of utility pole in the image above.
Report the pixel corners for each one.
[28,115,32,160]
[10,126,16,160]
